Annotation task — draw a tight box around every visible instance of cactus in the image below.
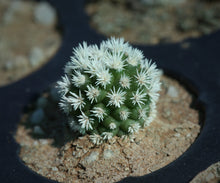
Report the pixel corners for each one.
[57,37,161,144]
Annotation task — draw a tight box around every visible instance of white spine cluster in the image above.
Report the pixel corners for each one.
[119,74,131,89]
[69,91,85,111]
[72,71,86,87]
[128,123,141,134]
[86,85,100,103]
[131,89,147,108]
[78,112,94,130]
[91,107,106,122]
[107,87,126,108]
[120,110,130,120]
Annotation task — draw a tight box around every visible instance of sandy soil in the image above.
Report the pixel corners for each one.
[15,75,202,183]
[0,0,61,86]
[86,0,220,45]
[191,162,220,183]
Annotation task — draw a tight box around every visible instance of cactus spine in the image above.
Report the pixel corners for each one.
[57,38,161,144]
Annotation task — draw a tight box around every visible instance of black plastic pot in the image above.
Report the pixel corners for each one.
[0,0,219,182]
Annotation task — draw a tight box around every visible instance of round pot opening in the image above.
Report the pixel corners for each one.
[14,72,205,183]
[85,0,220,45]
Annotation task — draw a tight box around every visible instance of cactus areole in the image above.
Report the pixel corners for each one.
[57,38,161,144]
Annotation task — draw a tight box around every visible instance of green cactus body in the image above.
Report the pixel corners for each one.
[57,37,161,144]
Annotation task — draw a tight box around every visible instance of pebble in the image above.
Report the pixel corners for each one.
[167,85,179,98]
[37,97,48,108]
[124,167,130,171]
[34,2,56,26]
[4,56,27,71]
[51,167,58,171]
[33,126,44,135]
[4,61,14,70]
[15,56,28,68]
[178,19,196,32]
[50,87,60,102]
[39,139,49,145]
[29,47,44,67]
[33,141,39,146]
[2,1,26,24]
[174,133,180,137]
[206,173,215,181]
[3,9,14,24]
[84,151,99,164]
[103,149,114,159]
[163,108,171,119]
[30,108,45,124]
[186,133,191,137]
[9,1,26,12]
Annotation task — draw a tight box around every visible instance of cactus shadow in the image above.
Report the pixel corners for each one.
[21,85,80,148]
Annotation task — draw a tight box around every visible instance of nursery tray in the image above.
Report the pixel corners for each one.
[0,0,219,182]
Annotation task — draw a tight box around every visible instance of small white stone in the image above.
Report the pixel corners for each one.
[33,126,44,135]
[51,167,58,171]
[4,61,14,70]
[174,133,180,137]
[84,151,99,164]
[103,149,114,159]
[10,1,25,12]
[167,85,179,98]
[2,1,26,24]
[14,56,28,68]
[125,167,130,171]
[29,47,44,67]
[34,2,56,26]
[33,141,39,146]
[40,139,49,145]
[186,133,191,137]
[4,56,27,70]
[206,173,215,181]
[3,10,14,24]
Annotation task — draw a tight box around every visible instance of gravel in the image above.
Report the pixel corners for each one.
[167,85,179,98]
[34,2,56,26]
[83,151,100,164]
[103,149,114,159]
[15,75,201,183]
[4,61,14,70]
[30,108,45,124]
[29,47,44,67]
[0,0,61,86]
[4,56,27,71]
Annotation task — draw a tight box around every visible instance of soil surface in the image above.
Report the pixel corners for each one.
[190,162,220,183]
[15,75,202,183]
[85,0,220,45]
[0,0,61,86]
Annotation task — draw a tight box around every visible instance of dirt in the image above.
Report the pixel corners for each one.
[190,162,220,183]
[15,75,202,183]
[0,0,61,87]
[85,0,220,45]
